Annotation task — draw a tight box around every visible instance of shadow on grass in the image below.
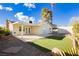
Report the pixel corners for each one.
[28,42,51,52]
[65,52,79,56]
[46,36,65,40]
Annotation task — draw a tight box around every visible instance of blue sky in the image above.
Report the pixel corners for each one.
[0,3,79,26]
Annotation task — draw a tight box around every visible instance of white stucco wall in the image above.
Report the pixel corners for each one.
[9,21,53,35]
[9,22,13,32]
[38,22,52,35]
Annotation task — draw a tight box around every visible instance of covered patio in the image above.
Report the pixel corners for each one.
[12,22,41,35]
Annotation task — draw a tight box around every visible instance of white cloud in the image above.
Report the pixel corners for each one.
[0,24,4,27]
[15,12,35,23]
[24,3,36,8]
[71,17,79,22]
[0,4,13,11]
[38,19,42,23]
[0,5,3,10]
[5,7,13,11]
[15,12,29,21]
[70,17,79,24]
[15,12,23,18]
[29,17,35,22]
[14,3,19,5]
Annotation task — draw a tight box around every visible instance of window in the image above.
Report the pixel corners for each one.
[49,28,52,32]
[26,28,27,33]
[14,32,16,34]
[29,28,30,33]
[49,28,51,30]
[19,26,21,31]
[23,27,25,31]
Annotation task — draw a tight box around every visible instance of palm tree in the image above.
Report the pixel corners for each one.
[42,8,52,24]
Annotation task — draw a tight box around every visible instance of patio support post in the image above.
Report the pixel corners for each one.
[21,24,23,39]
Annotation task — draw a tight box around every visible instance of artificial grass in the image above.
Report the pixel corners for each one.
[32,36,73,52]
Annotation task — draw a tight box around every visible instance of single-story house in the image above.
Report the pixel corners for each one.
[6,19,56,36]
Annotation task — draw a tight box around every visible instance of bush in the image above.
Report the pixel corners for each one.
[0,33,1,35]
[0,26,10,36]
[4,28,10,36]
[0,27,4,38]
[72,21,79,39]
[64,48,79,56]
[0,29,4,35]
[68,20,79,56]
[0,27,4,35]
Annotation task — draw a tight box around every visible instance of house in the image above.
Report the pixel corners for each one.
[6,19,55,36]
[6,8,56,36]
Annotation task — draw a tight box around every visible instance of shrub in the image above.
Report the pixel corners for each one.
[67,20,79,56]
[64,48,79,56]
[0,27,4,35]
[0,26,10,36]
[72,21,79,39]
[0,29,4,34]
[4,28,10,36]
[0,34,1,36]
[0,27,4,38]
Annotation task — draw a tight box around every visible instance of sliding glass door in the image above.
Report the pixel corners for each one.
[26,28,31,34]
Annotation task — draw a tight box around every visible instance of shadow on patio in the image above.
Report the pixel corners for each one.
[0,35,51,56]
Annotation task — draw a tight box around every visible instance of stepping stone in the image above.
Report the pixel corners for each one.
[2,46,23,54]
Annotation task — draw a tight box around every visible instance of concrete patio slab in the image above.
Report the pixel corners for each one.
[2,46,23,53]
[15,35,45,42]
[0,35,51,56]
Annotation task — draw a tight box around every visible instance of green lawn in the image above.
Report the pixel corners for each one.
[32,36,73,53]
